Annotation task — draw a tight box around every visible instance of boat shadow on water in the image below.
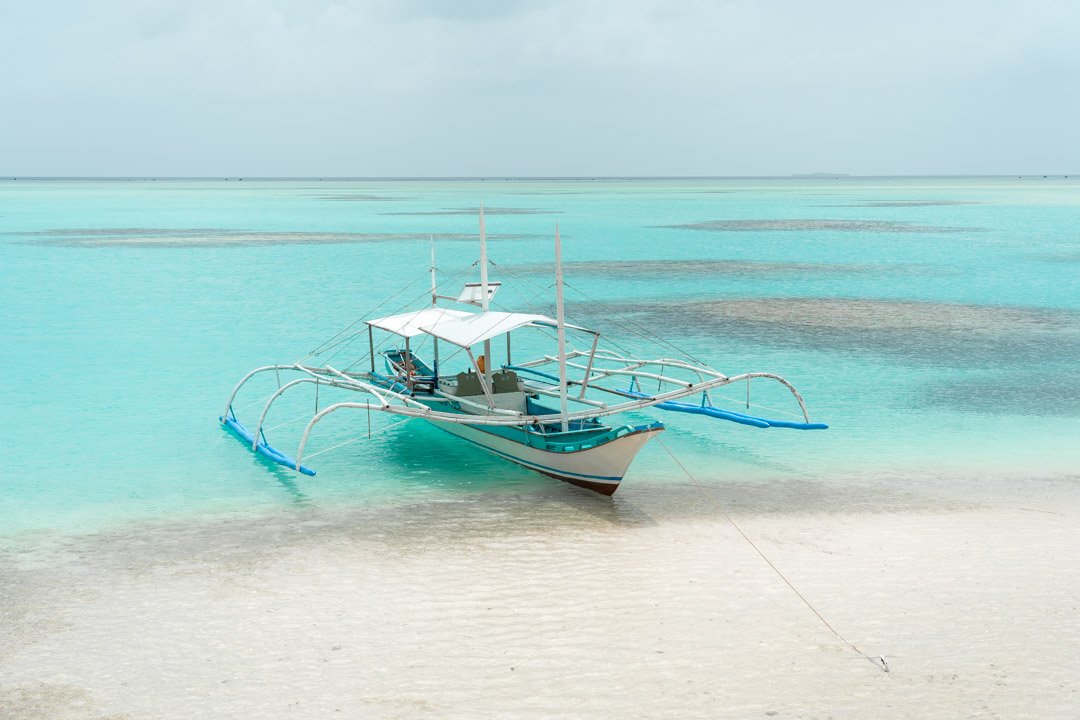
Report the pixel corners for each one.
[229,407,937,533]
[254,457,312,505]
[271,417,665,528]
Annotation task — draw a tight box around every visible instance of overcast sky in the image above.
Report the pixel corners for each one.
[1,0,1077,176]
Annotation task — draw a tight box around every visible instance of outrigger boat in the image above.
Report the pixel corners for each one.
[220,211,827,495]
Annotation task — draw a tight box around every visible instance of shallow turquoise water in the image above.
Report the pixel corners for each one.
[2,177,1078,537]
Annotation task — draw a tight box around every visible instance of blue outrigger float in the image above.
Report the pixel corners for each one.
[221,211,826,495]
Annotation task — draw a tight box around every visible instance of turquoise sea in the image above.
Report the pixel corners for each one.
[2,177,1078,540]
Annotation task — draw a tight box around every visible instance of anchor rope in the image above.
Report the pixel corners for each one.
[654,435,888,673]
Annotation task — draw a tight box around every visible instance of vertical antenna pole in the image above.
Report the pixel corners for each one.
[479,204,488,307]
[555,222,569,432]
[479,203,492,389]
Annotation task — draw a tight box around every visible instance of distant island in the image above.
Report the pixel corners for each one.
[789,172,852,178]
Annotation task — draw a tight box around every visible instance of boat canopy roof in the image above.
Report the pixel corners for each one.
[366,307,474,338]
[420,310,593,347]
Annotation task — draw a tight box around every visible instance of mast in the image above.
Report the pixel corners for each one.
[555,222,569,432]
[479,203,492,389]
[430,235,439,382]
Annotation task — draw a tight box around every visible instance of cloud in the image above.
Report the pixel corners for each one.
[1,0,1077,175]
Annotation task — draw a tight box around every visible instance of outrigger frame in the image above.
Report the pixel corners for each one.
[220,349,826,477]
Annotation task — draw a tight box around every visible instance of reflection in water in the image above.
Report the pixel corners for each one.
[265,464,311,504]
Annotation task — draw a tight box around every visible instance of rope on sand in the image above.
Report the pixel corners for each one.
[655,435,889,673]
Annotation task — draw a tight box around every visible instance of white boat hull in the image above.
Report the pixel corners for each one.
[426,418,662,495]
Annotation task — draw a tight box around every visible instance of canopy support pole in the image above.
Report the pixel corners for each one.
[578,332,600,400]
[465,346,497,409]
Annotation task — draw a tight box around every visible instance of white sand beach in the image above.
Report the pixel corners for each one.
[2,473,1077,719]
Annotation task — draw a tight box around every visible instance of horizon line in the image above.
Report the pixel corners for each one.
[1,173,1075,181]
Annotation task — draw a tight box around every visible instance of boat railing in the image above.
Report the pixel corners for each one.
[529,421,664,453]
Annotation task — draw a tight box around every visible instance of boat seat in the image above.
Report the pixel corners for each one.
[455,371,485,397]
[492,369,521,394]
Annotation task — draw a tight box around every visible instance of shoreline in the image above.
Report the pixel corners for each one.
[2,473,1077,718]
[3,465,1075,549]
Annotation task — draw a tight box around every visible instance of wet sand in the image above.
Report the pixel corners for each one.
[2,475,1078,719]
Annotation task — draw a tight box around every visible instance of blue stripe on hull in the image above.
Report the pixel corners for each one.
[446,427,622,483]
[429,420,660,487]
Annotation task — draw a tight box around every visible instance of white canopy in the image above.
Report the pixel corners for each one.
[419,310,592,348]
[366,308,473,338]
